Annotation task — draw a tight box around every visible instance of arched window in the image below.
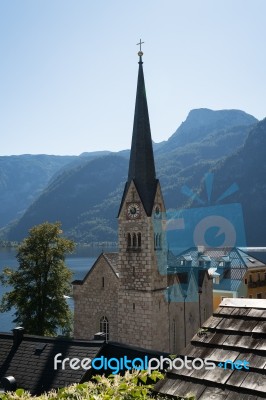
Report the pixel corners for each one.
[132,233,137,247]
[154,233,161,249]
[100,316,109,341]
[127,233,131,248]
[157,234,161,249]
[137,233,141,247]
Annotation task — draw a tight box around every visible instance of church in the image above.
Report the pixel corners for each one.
[73,47,213,353]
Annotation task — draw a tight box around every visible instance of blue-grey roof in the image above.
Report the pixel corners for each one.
[168,246,264,280]
[167,246,266,295]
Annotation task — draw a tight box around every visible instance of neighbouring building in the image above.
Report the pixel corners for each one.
[173,246,266,310]
[73,49,213,353]
[154,298,266,399]
[0,327,166,394]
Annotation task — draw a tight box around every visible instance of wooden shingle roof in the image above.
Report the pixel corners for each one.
[154,298,266,399]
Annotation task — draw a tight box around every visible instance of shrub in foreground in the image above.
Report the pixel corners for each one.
[0,370,196,400]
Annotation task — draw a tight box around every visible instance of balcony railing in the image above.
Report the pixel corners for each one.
[248,279,266,288]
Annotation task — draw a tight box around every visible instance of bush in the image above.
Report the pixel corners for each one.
[0,370,196,400]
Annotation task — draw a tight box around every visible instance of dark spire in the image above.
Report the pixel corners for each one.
[119,45,158,216]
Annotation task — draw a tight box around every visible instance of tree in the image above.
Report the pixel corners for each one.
[0,222,75,336]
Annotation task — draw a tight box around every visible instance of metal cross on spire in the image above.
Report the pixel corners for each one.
[136,39,144,52]
[136,39,144,62]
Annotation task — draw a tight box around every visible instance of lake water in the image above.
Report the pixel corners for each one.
[0,246,117,332]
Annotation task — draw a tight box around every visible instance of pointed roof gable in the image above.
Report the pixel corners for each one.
[72,252,119,285]
[118,52,158,216]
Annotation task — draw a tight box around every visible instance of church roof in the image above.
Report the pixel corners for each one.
[72,252,119,285]
[154,298,266,399]
[103,252,119,277]
[103,252,119,273]
[118,53,158,217]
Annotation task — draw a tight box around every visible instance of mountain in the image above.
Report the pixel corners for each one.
[0,150,130,230]
[209,118,266,246]
[155,109,257,210]
[5,154,127,242]
[3,108,261,244]
[157,108,257,152]
[0,155,76,228]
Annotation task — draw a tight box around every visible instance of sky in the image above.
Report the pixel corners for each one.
[0,0,265,156]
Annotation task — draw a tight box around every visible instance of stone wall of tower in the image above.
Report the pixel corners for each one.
[117,182,170,352]
[73,255,119,341]
[116,289,170,351]
[152,290,170,350]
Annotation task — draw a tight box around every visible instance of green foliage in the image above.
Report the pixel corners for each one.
[0,222,75,336]
[0,370,196,400]
[197,328,208,338]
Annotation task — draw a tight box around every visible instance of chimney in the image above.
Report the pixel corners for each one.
[13,327,24,347]
[1,376,17,392]
[197,246,205,256]
[94,332,106,341]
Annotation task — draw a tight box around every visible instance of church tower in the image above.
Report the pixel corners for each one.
[117,45,170,351]
[73,43,212,352]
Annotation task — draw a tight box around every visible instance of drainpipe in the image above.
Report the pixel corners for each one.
[183,294,187,348]
[168,302,171,352]
[198,291,202,327]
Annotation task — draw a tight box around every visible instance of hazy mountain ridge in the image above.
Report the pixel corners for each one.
[209,118,266,246]
[158,108,257,152]
[0,150,128,230]
[156,123,255,209]
[1,108,263,244]
[5,154,128,241]
[0,155,76,228]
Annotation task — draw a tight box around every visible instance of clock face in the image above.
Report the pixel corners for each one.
[127,203,140,219]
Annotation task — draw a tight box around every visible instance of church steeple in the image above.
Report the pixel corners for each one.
[117,43,170,352]
[119,43,158,216]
